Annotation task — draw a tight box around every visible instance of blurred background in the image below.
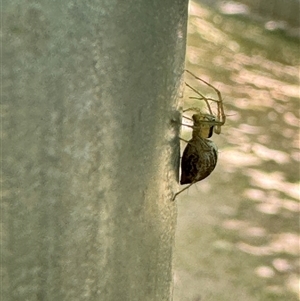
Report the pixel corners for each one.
[173,1,300,300]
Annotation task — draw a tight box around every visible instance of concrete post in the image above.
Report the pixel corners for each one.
[2,0,188,300]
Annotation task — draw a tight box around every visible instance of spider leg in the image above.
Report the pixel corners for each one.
[179,137,189,143]
[172,182,196,201]
[180,123,194,129]
[185,69,226,134]
[183,107,201,115]
[185,83,213,115]
[182,114,193,121]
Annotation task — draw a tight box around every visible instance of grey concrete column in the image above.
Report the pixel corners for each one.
[2,0,188,300]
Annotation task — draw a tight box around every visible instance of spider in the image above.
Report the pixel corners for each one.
[172,70,226,201]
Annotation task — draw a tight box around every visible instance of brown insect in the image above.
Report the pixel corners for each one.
[172,70,226,201]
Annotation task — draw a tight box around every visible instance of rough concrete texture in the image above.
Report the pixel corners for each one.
[2,0,188,300]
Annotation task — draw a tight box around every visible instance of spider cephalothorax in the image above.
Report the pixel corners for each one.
[172,70,226,201]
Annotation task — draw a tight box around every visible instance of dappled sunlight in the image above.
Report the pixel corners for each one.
[255,266,275,278]
[237,232,299,256]
[189,1,211,19]
[238,123,263,135]
[284,111,300,127]
[244,169,299,200]
[223,219,267,237]
[251,143,290,164]
[286,275,300,299]
[219,1,250,15]
[231,53,299,80]
[244,189,300,213]
[174,1,300,300]
[272,258,293,273]
[232,70,300,99]
[221,149,261,167]
[191,18,231,46]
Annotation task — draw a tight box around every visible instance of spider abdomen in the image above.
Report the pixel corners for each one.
[180,137,218,185]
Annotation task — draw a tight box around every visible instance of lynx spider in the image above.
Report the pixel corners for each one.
[172,70,226,201]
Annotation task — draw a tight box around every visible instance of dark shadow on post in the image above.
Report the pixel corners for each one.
[2,0,188,300]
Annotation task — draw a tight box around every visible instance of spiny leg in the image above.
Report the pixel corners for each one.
[172,182,196,201]
[182,114,193,121]
[183,89,219,134]
[184,83,219,131]
[186,69,225,126]
[185,70,226,133]
[185,82,213,115]
[179,137,189,144]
